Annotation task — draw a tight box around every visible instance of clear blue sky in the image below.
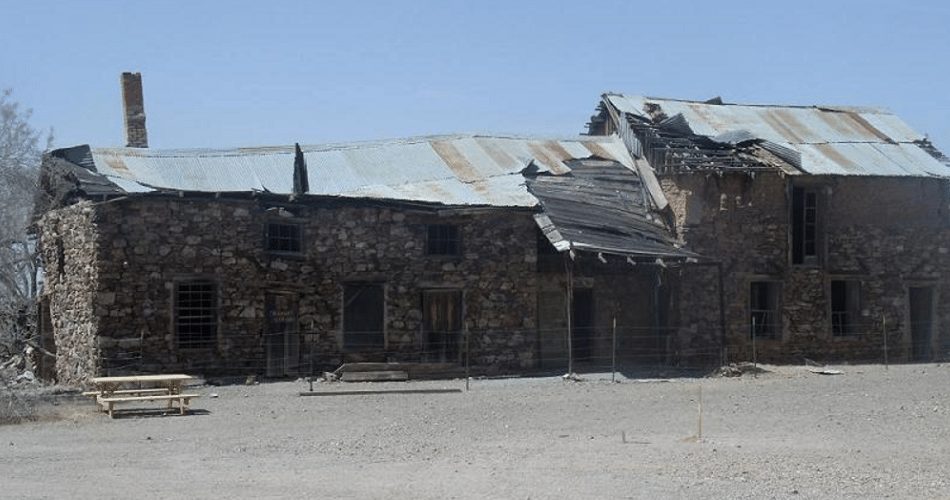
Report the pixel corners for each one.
[3,0,949,151]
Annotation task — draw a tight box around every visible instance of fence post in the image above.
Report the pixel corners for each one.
[611,317,617,383]
[465,325,471,392]
[883,315,888,370]
[752,316,759,377]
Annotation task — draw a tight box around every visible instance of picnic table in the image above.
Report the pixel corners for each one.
[84,374,200,418]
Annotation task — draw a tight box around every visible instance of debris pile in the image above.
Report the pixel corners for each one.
[0,346,38,386]
[716,362,770,377]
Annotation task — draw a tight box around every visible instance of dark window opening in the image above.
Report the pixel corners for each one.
[426,224,460,255]
[176,281,217,349]
[750,281,781,339]
[831,280,861,336]
[343,283,385,351]
[266,222,302,253]
[792,187,819,265]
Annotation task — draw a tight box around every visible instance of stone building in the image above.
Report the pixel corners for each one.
[589,94,950,363]
[37,130,690,384]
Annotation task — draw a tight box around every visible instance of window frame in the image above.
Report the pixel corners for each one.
[749,280,782,340]
[265,220,304,255]
[174,280,218,350]
[791,185,822,266]
[426,224,461,256]
[830,279,862,337]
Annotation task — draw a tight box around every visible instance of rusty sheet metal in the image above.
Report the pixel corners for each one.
[604,94,949,177]
[82,134,637,206]
[526,157,691,259]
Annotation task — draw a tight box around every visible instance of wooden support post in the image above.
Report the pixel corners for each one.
[564,255,574,376]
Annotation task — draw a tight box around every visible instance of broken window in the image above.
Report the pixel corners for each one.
[175,281,217,349]
[343,283,385,351]
[266,222,302,254]
[423,290,463,363]
[791,187,819,265]
[750,281,781,339]
[830,280,861,336]
[426,224,460,255]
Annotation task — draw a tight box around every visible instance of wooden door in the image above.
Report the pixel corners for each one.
[265,293,299,377]
[423,290,463,363]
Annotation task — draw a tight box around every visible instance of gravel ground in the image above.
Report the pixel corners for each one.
[1,363,949,499]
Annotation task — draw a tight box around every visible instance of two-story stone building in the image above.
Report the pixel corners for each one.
[589,94,950,363]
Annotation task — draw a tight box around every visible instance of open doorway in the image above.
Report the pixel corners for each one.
[265,293,299,377]
[572,288,594,363]
[908,286,935,362]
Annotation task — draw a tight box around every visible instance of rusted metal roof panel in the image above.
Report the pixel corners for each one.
[82,134,637,206]
[796,143,950,176]
[605,94,950,177]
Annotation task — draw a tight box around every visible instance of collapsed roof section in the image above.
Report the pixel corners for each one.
[42,133,687,260]
[592,94,950,178]
[527,157,691,259]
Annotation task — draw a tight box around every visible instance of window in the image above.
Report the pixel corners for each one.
[266,222,302,253]
[426,224,460,255]
[343,283,385,351]
[175,281,217,348]
[791,187,819,265]
[750,281,781,339]
[831,280,861,336]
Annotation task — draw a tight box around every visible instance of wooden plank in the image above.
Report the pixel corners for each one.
[340,371,409,382]
[91,374,193,384]
[300,388,462,396]
[98,393,200,403]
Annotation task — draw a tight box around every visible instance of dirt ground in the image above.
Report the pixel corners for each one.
[1,363,949,499]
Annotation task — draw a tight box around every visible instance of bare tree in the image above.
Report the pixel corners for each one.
[0,89,52,361]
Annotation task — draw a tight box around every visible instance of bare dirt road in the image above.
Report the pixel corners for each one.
[2,363,949,499]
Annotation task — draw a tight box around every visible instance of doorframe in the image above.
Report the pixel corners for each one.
[904,282,938,361]
[264,290,300,377]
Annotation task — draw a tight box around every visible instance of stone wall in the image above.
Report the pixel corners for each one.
[36,201,101,385]
[664,171,950,363]
[78,196,540,377]
[535,258,669,371]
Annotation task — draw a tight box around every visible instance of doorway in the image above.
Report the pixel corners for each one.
[909,286,935,361]
[265,293,299,377]
[572,288,594,362]
[423,290,463,363]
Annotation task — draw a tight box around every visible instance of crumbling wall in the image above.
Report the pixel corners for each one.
[36,201,101,385]
[89,197,539,376]
[665,172,950,363]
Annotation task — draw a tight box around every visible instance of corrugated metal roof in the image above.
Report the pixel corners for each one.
[527,158,691,259]
[79,134,640,207]
[604,94,950,177]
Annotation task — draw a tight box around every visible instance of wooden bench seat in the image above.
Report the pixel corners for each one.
[97,393,200,418]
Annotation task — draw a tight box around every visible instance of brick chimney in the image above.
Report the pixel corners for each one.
[121,72,148,148]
